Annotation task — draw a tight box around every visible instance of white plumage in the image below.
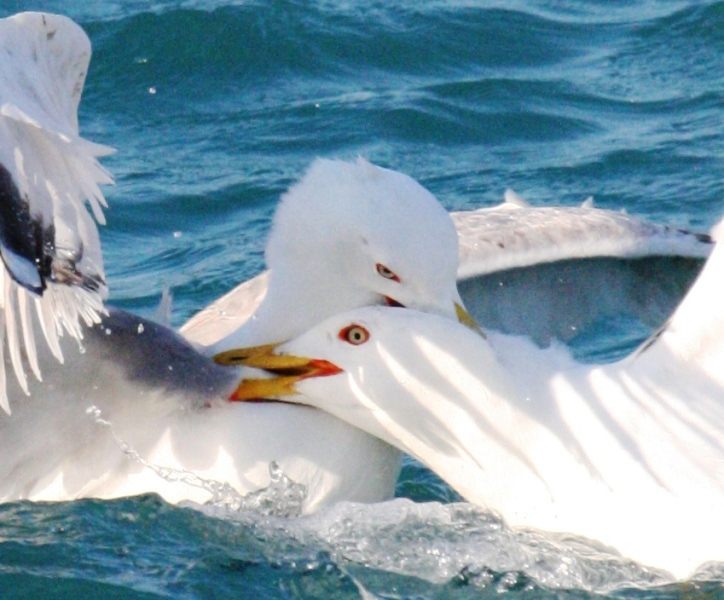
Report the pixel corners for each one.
[454,189,710,278]
[0,12,466,510]
[183,190,711,347]
[246,237,724,577]
[0,13,112,411]
[207,155,463,354]
[2,12,722,572]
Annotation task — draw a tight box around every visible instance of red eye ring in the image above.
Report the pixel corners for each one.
[376,263,400,282]
[339,324,370,345]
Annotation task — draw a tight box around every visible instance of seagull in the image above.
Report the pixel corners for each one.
[182,190,711,349]
[228,232,724,578]
[0,307,401,511]
[205,154,472,355]
[0,12,475,511]
[1,11,717,530]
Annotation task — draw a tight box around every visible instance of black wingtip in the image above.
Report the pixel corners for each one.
[0,161,46,295]
[0,161,106,296]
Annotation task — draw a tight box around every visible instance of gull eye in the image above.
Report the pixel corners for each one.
[339,324,370,345]
[376,263,400,282]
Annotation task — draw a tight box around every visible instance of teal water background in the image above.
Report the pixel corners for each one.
[0,1,722,598]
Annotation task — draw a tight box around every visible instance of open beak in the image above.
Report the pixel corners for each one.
[214,344,342,402]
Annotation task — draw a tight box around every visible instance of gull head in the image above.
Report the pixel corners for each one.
[220,306,507,471]
[254,157,476,343]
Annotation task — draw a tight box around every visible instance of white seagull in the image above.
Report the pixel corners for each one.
[229,231,724,578]
[183,193,711,349]
[0,12,475,511]
[0,11,716,529]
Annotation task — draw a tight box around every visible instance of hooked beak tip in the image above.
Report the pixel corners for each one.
[455,302,485,338]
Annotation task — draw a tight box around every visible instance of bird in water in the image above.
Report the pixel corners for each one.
[228,231,724,578]
[0,11,718,554]
[0,11,473,511]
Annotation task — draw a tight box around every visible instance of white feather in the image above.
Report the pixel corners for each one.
[34,293,64,364]
[0,312,7,414]
[275,229,724,578]
[0,12,113,411]
[17,287,41,381]
[3,273,28,395]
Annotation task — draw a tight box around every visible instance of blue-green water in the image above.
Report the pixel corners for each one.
[0,1,723,597]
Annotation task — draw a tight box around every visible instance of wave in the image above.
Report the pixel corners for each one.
[3,493,721,597]
[77,1,722,79]
[77,2,722,149]
[82,3,586,81]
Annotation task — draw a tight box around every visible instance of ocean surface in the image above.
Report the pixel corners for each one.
[0,0,723,598]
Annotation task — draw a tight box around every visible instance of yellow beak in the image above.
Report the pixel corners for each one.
[214,344,342,402]
[213,343,280,365]
[455,302,485,338]
[213,301,481,401]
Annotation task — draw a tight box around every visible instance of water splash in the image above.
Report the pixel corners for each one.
[233,461,307,518]
[188,461,307,519]
[283,500,676,594]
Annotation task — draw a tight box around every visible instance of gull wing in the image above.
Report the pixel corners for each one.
[180,270,269,348]
[455,192,710,345]
[0,12,113,412]
[455,190,710,278]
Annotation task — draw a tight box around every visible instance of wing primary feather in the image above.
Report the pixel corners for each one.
[0,310,9,415]
[3,272,29,395]
[17,286,41,381]
[34,293,64,364]
[0,12,116,410]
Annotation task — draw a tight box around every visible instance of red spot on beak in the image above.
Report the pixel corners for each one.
[303,359,343,379]
[385,296,405,308]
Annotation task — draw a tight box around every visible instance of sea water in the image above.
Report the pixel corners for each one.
[0,1,722,597]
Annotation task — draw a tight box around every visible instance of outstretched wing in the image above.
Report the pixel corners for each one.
[0,12,113,412]
[455,192,711,346]
[455,190,711,278]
